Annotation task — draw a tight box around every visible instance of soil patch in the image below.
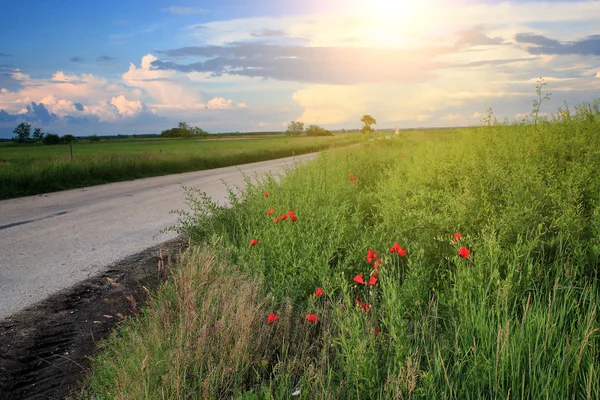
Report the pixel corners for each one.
[0,235,189,400]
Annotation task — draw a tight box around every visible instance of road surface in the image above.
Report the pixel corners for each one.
[0,153,317,320]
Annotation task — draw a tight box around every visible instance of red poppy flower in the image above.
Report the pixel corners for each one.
[353,274,365,285]
[305,314,318,323]
[366,249,378,263]
[374,326,381,335]
[290,215,298,222]
[315,287,324,297]
[356,295,364,307]
[401,155,406,159]
[287,210,296,217]
[281,213,288,221]
[250,238,258,246]
[453,233,463,242]
[267,208,275,216]
[273,217,280,223]
[373,269,379,276]
[373,259,381,268]
[369,276,378,286]
[264,192,269,197]
[362,303,371,311]
[458,247,470,259]
[267,314,279,324]
[389,243,406,256]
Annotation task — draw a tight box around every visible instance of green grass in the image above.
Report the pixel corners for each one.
[0,134,362,199]
[83,101,600,399]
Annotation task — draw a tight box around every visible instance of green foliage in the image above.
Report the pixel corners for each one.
[360,114,376,134]
[87,99,600,398]
[286,121,304,136]
[12,122,31,143]
[306,124,332,136]
[161,121,208,138]
[32,128,44,142]
[60,134,76,144]
[89,134,101,142]
[532,77,552,126]
[0,134,362,199]
[42,133,60,145]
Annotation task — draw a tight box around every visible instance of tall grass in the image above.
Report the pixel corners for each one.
[0,134,361,199]
[85,101,600,399]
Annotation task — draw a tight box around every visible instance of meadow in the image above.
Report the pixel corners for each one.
[0,134,362,199]
[83,101,600,399]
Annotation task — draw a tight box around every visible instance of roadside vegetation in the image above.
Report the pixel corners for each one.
[0,133,362,199]
[83,94,600,398]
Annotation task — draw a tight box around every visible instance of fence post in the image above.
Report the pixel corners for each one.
[69,144,73,161]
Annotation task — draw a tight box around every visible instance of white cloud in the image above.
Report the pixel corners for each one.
[111,95,143,116]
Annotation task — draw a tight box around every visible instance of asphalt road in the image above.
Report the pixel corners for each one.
[0,153,317,320]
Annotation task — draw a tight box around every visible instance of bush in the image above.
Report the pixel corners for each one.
[306,124,333,136]
[60,134,76,144]
[43,133,60,145]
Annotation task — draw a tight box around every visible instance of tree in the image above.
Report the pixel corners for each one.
[89,134,101,142]
[160,122,205,138]
[13,122,32,143]
[306,124,333,137]
[33,128,44,142]
[360,115,376,134]
[192,126,209,138]
[60,134,75,144]
[43,133,60,145]
[286,121,304,136]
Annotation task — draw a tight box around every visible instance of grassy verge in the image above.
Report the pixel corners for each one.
[84,101,600,399]
[0,134,361,199]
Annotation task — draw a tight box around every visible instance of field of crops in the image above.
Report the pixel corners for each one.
[84,102,599,399]
[0,134,362,199]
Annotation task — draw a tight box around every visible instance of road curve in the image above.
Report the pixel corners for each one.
[0,153,317,320]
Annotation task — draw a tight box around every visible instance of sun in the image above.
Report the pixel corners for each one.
[355,0,433,48]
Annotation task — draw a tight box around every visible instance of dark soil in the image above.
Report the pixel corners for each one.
[0,235,189,400]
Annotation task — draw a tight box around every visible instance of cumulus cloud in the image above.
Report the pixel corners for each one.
[111,95,143,116]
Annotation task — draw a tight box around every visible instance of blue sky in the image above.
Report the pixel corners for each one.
[1,0,599,137]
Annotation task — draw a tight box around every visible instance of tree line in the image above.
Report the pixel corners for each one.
[286,115,377,136]
[160,122,209,138]
[12,122,77,145]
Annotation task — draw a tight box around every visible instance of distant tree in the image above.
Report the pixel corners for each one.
[192,126,209,138]
[286,121,304,136]
[13,122,32,143]
[178,121,190,131]
[360,115,376,134]
[43,133,60,145]
[32,127,44,142]
[306,124,333,137]
[60,134,76,144]
[89,134,101,142]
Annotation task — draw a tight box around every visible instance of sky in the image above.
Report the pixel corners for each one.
[1,0,599,137]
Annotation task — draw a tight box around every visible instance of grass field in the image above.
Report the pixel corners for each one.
[0,134,362,199]
[83,101,600,399]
